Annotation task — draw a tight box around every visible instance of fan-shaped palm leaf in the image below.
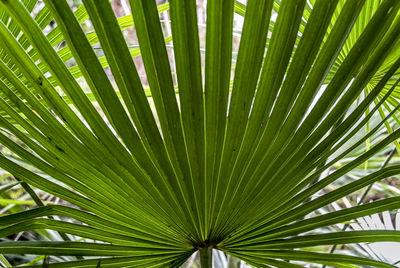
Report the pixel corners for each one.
[0,0,400,267]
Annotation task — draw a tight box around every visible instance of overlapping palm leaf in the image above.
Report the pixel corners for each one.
[0,0,400,267]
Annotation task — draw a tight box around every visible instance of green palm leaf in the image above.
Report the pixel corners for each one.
[0,0,400,267]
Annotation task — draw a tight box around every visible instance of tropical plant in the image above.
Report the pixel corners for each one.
[0,0,400,267]
[335,199,400,265]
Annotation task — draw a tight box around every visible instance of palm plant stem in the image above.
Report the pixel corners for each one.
[199,246,213,268]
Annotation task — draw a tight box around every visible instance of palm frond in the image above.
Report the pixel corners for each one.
[0,0,400,267]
